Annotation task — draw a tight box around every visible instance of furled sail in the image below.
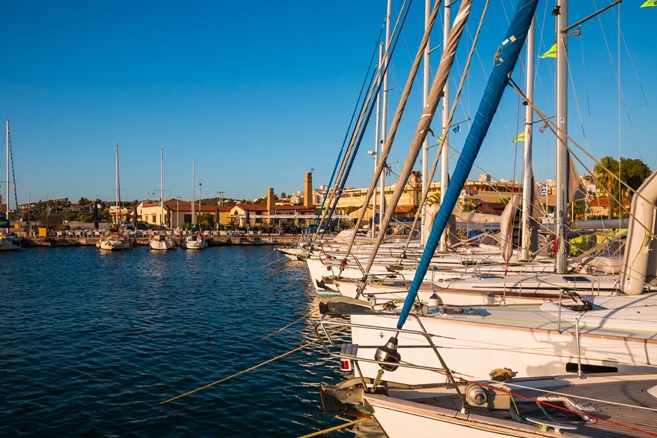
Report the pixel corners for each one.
[397,0,540,329]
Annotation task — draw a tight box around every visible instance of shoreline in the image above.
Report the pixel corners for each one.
[20,235,303,248]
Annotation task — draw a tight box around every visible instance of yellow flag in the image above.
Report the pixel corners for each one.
[512,132,525,143]
[539,44,557,59]
[641,0,657,7]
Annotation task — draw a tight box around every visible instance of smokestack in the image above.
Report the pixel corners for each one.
[267,188,275,224]
[304,172,313,209]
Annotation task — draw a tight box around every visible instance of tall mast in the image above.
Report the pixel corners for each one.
[372,44,382,238]
[421,0,431,245]
[438,0,451,252]
[521,18,536,261]
[115,144,119,225]
[160,148,164,227]
[555,0,569,273]
[192,159,195,225]
[6,120,9,216]
[380,0,391,226]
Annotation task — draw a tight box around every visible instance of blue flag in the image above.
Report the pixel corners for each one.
[452,125,461,134]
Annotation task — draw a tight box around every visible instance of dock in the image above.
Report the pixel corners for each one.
[23,234,303,248]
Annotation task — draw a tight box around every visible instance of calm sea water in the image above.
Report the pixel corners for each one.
[0,246,382,437]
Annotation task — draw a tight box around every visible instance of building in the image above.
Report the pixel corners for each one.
[139,199,232,228]
[588,197,630,218]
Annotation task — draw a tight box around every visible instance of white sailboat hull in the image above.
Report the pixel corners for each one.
[181,238,207,250]
[98,238,132,251]
[0,237,21,251]
[366,396,503,438]
[149,239,174,250]
[349,295,657,386]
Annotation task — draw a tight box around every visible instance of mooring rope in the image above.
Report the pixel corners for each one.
[297,417,372,438]
[159,327,345,405]
[261,309,317,341]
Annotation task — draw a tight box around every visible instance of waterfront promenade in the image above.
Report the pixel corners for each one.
[23,232,302,248]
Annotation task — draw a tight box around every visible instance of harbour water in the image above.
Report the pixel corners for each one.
[0,247,381,437]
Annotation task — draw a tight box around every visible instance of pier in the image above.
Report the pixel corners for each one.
[22,233,303,248]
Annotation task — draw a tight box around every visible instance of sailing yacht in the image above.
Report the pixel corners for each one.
[316,0,657,434]
[149,231,175,250]
[149,149,175,250]
[98,145,132,251]
[181,230,207,250]
[1,120,21,251]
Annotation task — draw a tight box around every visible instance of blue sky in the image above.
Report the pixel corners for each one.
[1,0,655,205]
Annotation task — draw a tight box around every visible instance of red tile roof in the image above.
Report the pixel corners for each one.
[233,203,268,212]
[274,205,315,212]
[588,198,630,208]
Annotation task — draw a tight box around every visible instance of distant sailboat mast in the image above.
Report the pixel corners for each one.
[115,144,120,225]
[5,120,9,217]
[192,159,195,225]
[160,148,164,227]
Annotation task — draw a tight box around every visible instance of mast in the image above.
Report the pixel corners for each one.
[397,0,540,329]
[115,144,119,225]
[380,0,391,227]
[520,17,536,261]
[555,0,569,273]
[192,159,196,225]
[6,120,9,216]
[372,44,382,238]
[160,148,164,227]
[421,0,431,245]
[438,0,451,252]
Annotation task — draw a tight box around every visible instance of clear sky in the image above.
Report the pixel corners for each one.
[1,0,655,205]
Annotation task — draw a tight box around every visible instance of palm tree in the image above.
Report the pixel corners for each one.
[427,192,441,206]
[594,156,619,219]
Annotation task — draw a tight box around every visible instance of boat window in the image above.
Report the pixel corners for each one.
[563,276,591,283]
[565,363,617,373]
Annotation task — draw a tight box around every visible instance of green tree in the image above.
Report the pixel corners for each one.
[461,203,475,212]
[569,200,587,220]
[198,213,214,229]
[78,197,90,207]
[620,157,651,197]
[594,156,619,219]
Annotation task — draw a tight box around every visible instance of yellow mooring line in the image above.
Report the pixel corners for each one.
[298,417,372,438]
[159,327,345,405]
[261,309,317,341]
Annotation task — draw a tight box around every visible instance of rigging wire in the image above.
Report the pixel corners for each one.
[612,6,657,133]
[397,0,490,255]
[313,21,386,232]
[317,0,412,238]
[592,0,642,161]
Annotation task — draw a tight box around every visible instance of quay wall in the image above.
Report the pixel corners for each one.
[23,235,303,248]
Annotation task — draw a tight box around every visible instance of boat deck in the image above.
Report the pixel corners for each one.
[370,375,657,437]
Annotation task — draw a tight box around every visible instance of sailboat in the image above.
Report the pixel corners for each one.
[98,144,132,251]
[0,120,21,251]
[315,0,657,435]
[181,160,207,250]
[149,149,175,250]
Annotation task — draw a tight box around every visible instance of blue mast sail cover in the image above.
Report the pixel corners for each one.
[397,0,540,329]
